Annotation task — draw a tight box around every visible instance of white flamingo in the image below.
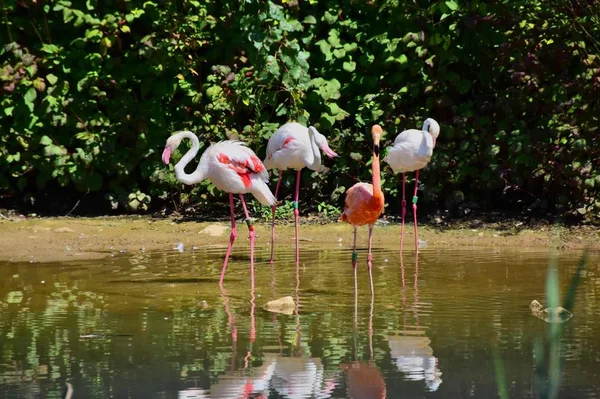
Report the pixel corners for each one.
[263,122,338,264]
[383,118,440,253]
[162,131,275,289]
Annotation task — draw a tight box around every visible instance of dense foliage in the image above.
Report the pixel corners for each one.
[1,0,599,220]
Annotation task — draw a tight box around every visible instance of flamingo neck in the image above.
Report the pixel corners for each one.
[372,140,382,195]
[307,127,323,170]
[174,132,206,185]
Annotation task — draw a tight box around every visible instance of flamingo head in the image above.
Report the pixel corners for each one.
[371,124,383,156]
[423,118,440,147]
[162,132,186,164]
[309,126,338,158]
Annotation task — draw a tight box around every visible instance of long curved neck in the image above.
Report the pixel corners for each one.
[372,137,382,194]
[174,132,206,185]
[307,127,323,170]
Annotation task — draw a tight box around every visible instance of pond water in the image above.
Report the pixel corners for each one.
[0,245,598,398]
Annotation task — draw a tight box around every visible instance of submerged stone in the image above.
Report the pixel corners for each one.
[530,299,573,323]
[263,296,295,315]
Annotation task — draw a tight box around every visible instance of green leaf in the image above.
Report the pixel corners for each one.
[343,61,356,72]
[445,0,459,11]
[333,49,346,59]
[41,44,60,54]
[40,135,53,145]
[302,15,317,24]
[24,88,37,104]
[46,74,58,85]
[4,107,14,116]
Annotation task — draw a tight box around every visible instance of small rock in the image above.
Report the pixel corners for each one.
[174,242,184,252]
[530,299,572,323]
[197,300,210,310]
[199,224,228,237]
[263,296,296,315]
[417,239,428,249]
[54,227,76,233]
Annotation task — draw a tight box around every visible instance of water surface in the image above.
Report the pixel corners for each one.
[0,245,598,398]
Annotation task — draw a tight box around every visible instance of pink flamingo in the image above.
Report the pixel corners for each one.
[340,125,385,296]
[162,131,275,289]
[264,123,338,264]
[383,118,440,253]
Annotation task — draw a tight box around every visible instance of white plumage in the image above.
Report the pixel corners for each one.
[264,122,338,172]
[162,131,275,205]
[384,118,440,174]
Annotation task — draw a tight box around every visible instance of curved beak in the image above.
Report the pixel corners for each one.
[162,146,172,164]
[321,143,338,158]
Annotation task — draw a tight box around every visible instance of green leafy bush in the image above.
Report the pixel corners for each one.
[1,0,598,221]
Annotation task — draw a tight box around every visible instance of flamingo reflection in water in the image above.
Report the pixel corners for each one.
[268,258,338,398]
[179,263,338,398]
[178,287,273,399]
[341,278,387,399]
[387,253,442,392]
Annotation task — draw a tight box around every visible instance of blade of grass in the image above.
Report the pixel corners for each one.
[493,347,509,399]
[562,249,587,312]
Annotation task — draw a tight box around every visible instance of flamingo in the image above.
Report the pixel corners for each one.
[383,118,440,253]
[264,122,338,264]
[162,131,276,289]
[340,125,385,296]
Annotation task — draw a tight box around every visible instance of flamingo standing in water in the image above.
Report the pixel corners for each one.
[264,123,338,264]
[383,118,440,253]
[162,131,276,289]
[340,125,385,295]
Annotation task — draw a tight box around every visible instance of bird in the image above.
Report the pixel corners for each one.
[162,130,276,290]
[263,122,338,264]
[340,125,385,296]
[383,118,440,253]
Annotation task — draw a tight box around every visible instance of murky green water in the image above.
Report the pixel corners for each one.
[0,245,598,398]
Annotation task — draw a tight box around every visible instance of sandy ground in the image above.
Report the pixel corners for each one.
[0,215,598,263]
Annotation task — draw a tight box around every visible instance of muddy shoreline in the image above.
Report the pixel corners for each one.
[0,215,597,263]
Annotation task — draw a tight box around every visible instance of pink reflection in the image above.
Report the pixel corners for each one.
[342,280,387,399]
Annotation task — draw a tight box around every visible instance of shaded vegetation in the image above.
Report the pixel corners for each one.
[1,0,599,221]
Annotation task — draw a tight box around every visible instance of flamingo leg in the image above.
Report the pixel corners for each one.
[352,226,358,270]
[219,193,237,289]
[294,169,301,265]
[400,173,406,253]
[367,223,375,297]
[239,194,255,293]
[413,170,420,253]
[269,170,283,263]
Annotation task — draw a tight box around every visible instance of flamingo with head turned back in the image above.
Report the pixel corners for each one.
[264,122,338,264]
[162,131,276,290]
[383,118,440,253]
[340,125,385,296]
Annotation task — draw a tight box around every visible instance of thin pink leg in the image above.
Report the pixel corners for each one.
[352,226,358,270]
[269,170,283,263]
[400,173,406,253]
[239,194,255,293]
[219,193,237,289]
[294,170,301,265]
[367,224,375,297]
[413,170,420,253]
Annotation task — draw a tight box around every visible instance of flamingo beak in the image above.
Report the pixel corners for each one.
[162,146,172,164]
[322,143,338,158]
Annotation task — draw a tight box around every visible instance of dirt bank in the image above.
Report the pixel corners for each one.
[0,215,597,263]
